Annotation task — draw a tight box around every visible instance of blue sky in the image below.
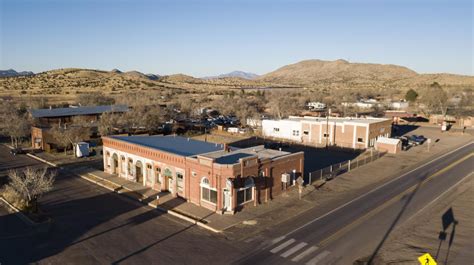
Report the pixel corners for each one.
[0,0,472,76]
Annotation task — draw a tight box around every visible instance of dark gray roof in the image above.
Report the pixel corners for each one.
[110,135,224,157]
[30,105,128,118]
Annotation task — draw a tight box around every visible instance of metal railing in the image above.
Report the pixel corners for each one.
[308,149,386,184]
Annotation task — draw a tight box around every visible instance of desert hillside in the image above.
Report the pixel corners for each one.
[259,59,474,89]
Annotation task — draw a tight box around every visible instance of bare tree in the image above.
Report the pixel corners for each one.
[8,167,56,212]
[0,102,30,147]
[420,82,448,116]
[266,91,297,119]
[98,112,121,136]
[49,122,88,155]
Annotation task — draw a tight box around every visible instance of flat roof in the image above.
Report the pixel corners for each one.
[109,135,225,157]
[30,105,128,118]
[201,145,291,164]
[285,116,390,125]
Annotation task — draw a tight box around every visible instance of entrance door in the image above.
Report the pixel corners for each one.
[168,177,173,193]
[136,163,143,184]
[223,188,231,211]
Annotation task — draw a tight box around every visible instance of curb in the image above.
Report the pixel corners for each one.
[78,172,222,233]
[0,196,35,226]
[26,153,58,168]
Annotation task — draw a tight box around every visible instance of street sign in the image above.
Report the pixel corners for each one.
[418,253,437,265]
[296,176,304,186]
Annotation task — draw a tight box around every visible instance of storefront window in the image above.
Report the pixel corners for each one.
[201,177,217,204]
[177,172,184,193]
[237,178,254,205]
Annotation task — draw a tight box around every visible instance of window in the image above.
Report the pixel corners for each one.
[357,137,364,143]
[323,133,329,137]
[177,172,184,192]
[292,130,300,136]
[155,167,161,184]
[237,178,254,205]
[273,127,280,132]
[128,158,133,174]
[303,130,309,135]
[201,177,217,204]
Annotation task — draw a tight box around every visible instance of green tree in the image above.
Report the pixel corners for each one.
[405,89,418,102]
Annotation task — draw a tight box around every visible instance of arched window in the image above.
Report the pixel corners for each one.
[200,177,217,204]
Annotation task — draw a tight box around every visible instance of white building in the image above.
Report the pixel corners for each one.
[389,101,409,110]
[262,116,392,149]
[307,102,327,111]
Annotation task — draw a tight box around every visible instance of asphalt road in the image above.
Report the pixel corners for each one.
[0,145,44,175]
[0,148,243,264]
[236,142,473,264]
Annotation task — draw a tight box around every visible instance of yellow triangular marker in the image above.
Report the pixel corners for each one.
[418,253,437,265]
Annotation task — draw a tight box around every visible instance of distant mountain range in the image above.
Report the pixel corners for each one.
[110,69,161,80]
[202,71,259,80]
[1,60,473,94]
[0,69,34,78]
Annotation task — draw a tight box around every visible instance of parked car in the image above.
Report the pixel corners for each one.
[10,148,26,156]
[410,135,426,145]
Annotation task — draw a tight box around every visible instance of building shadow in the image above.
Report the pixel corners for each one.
[0,173,190,264]
[392,124,420,137]
[229,136,362,176]
[110,212,216,265]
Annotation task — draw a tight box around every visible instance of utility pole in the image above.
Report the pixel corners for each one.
[325,108,329,149]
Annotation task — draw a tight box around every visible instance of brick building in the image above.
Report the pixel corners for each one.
[262,116,392,149]
[102,135,304,214]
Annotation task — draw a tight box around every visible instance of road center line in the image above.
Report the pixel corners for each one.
[281,142,472,238]
[318,152,473,246]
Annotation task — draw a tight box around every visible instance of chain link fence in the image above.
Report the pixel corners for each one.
[308,149,386,184]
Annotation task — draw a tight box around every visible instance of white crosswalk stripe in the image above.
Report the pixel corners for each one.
[280,242,308,258]
[305,250,331,265]
[270,238,296,253]
[291,246,319,262]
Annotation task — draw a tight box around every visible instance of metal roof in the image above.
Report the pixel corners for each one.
[30,105,129,118]
[202,145,291,164]
[109,135,225,157]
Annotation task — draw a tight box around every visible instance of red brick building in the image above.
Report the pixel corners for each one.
[102,135,304,214]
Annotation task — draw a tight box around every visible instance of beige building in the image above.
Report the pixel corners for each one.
[262,116,392,149]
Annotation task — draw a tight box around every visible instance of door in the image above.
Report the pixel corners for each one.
[223,189,231,211]
[136,164,143,184]
[168,177,173,193]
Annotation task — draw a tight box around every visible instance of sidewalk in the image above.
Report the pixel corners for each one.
[72,166,314,233]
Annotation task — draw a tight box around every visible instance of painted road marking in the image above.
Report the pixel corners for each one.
[306,250,330,265]
[281,142,473,239]
[270,238,296,253]
[318,152,473,247]
[280,242,308,258]
[291,246,319,262]
[270,236,286,246]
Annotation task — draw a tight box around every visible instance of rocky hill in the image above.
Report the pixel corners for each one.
[258,59,474,89]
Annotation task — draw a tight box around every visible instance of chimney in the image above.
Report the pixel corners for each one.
[223,143,230,152]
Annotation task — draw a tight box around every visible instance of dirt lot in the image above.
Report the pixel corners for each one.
[378,174,474,264]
